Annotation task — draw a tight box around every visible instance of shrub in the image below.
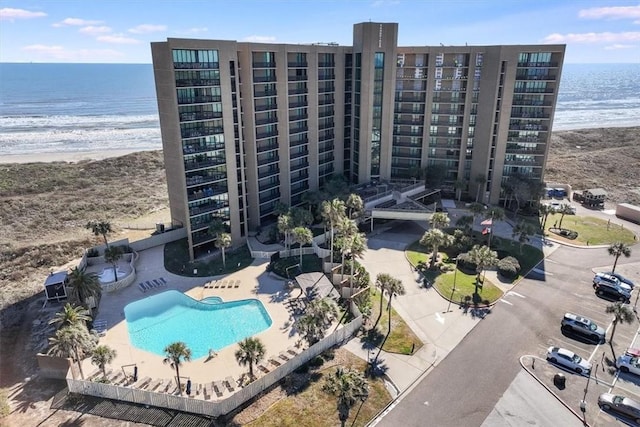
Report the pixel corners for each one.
[118,244,133,253]
[440,263,456,273]
[497,256,521,279]
[86,248,99,257]
[457,252,477,273]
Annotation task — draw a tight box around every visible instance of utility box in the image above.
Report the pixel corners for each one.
[553,373,566,389]
[616,203,640,224]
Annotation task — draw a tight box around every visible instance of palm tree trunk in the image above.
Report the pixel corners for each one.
[349,259,354,296]
[102,364,107,381]
[113,264,118,282]
[612,255,619,273]
[102,234,109,248]
[610,320,618,343]
[175,364,182,395]
[431,246,438,269]
[300,244,303,266]
[373,291,384,330]
[341,252,346,281]
[73,347,85,379]
[249,361,254,378]
[222,247,226,268]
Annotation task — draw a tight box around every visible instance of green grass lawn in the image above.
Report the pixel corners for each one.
[546,213,636,245]
[270,254,322,278]
[244,353,391,427]
[434,269,503,305]
[164,238,254,277]
[365,289,423,354]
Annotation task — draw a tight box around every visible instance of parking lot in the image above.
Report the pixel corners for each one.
[519,253,640,426]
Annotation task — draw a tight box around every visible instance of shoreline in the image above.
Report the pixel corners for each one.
[1,125,638,165]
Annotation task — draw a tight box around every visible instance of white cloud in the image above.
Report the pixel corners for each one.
[371,0,400,7]
[604,43,637,50]
[0,7,46,21]
[243,35,277,43]
[128,24,167,34]
[79,25,112,35]
[578,5,640,21]
[53,17,102,27]
[542,31,640,44]
[22,44,124,61]
[97,34,141,44]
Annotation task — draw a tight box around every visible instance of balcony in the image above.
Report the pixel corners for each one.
[256,141,279,153]
[255,103,278,112]
[318,97,335,105]
[517,62,559,68]
[511,99,552,107]
[290,160,309,171]
[513,88,554,94]
[516,74,557,81]
[510,112,550,119]
[181,127,224,139]
[508,123,548,131]
[253,61,276,68]
[188,186,227,201]
[176,79,221,87]
[260,192,281,204]
[318,153,334,163]
[191,233,215,246]
[288,75,308,81]
[189,200,230,217]
[289,114,308,122]
[288,101,307,108]
[254,75,277,83]
[184,157,226,171]
[394,130,423,137]
[257,155,280,166]
[503,158,544,167]
[183,143,225,155]
[319,86,335,93]
[319,142,333,153]
[180,111,223,122]
[392,150,422,159]
[318,132,334,142]
[507,136,545,143]
[289,126,308,135]
[256,129,279,139]
[178,95,222,105]
[288,61,308,67]
[319,121,335,130]
[505,146,546,155]
[288,87,308,95]
[396,107,425,114]
[255,116,278,125]
[259,179,280,192]
[318,61,335,68]
[430,130,463,137]
[174,62,219,70]
[393,139,422,148]
[319,110,334,118]
[319,74,335,81]
[395,95,426,103]
[394,118,423,125]
[254,89,277,97]
[186,173,227,187]
[258,168,279,179]
[290,149,309,160]
[290,136,309,147]
[291,182,309,195]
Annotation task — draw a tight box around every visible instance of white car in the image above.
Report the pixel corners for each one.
[546,346,592,374]
[617,355,640,376]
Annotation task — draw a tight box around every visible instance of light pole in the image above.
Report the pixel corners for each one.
[444,258,459,313]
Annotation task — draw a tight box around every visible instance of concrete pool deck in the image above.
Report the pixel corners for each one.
[82,245,307,395]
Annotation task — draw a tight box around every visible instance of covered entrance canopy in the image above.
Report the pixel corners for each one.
[295,272,340,301]
[43,271,68,306]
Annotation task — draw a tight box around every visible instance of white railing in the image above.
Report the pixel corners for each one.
[100,252,139,293]
[66,311,363,417]
[246,239,278,259]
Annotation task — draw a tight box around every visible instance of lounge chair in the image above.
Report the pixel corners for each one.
[257,364,270,374]
[134,377,152,389]
[278,352,290,362]
[149,379,163,391]
[152,279,162,287]
[138,283,146,293]
[93,320,107,336]
[213,380,224,398]
[146,280,155,289]
[234,280,240,288]
[159,277,167,285]
[286,347,298,356]
[224,376,235,392]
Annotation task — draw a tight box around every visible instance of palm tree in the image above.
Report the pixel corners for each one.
[85,220,113,248]
[296,298,339,346]
[557,204,574,229]
[474,174,486,203]
[91,345,117,381]
[454,179,467,201]
[483,206,505,247]
[48,324,97,379]
[103,245,123,282]
[49,303,91,329]
[335,217,359,279]
[234,337,266,378]
[606,302,635,344]
[512,221,536,254]
[608,242,632,273]
[429,212,450,230]
[340,232,366,293]
[345,193,364,219]
[374,276,406,364]
[456,215,474,234]
[538,204,554,231]
[207,218,225,240]
[468,202,486,230]
[419,229,454,269]
[466,245,499,289]
[67,267,101,308]
[373,273,400,330]
[277,213,294,253]
[215,232,232,268]
[322,367,369,427]
[322,199,346,261]
[163,341,192,395]
[291,226,313,266]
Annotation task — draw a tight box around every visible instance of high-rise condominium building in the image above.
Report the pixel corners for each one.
[152,22,565,259]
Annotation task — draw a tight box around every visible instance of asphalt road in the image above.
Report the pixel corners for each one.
[377,244,640,427]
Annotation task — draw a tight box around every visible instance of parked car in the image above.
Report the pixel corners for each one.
[560,313,606,343]
[593,272,622,287]
[546,346,592,374]
[605,272,636,289]
[617,354,640,376]
[593,281,632,303]
[598,393,640,424]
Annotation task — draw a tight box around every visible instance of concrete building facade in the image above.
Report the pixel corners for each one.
[151,22,565,259]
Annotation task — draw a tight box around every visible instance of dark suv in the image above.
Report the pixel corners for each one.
[594,281,632,303]
[561,313,606,343]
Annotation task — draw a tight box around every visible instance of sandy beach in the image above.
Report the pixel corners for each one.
[0,148,159,164]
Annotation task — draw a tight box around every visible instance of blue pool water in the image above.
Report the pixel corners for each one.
[124,290,272,359]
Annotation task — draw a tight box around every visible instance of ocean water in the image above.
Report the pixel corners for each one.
[0,62,638,156]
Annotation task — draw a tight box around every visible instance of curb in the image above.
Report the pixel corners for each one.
[519,355,589,426]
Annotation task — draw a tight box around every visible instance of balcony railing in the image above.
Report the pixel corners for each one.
[289,126,308,135]
[394,130,423,137]
[516,74,557,81]
[253,61,276,68]
[288,75,308,81]
[288,101,307,108]
[290,137,309,147]
[184,157,226,171]
[290,149,309,160]
[255,103,278,112]
[178,95,222,105]
[176,79,221,87]
[513,88,554,94]
[254,75,277,83]
[174,62,219,70]
[395,95,426,103]
[259,179,280,192]
[256,141,279,153]
[517,61,559,67]
[503,158,544,167]
[289,114,308,122]
[288,88,308,95]
[511,99,552,106]
[189,200,229,217]
[291,183,309,195]
[508,124,548,131]
[319,110,334,118]
[255,116,279,125]
[256,129,279,139]
[319,86,335,93]
[183,143,225,155]
[254,89,277,97]
[319,74,335,81]
[393,140,422,148]
[510,112,550,119]
[318,62,335,68]
[258,169,279,179]
[396,107,425,114]
[188,186,227,201]
[318,98,335,105]
[319,121,335,130]
[318,132,334,142]
[290,161,309,171]
[180,111,223,122]
[257,155,280,166]
[181,127,224,139]
[287,61,308,67]
[260,192,281,204]
[185,173,226,187]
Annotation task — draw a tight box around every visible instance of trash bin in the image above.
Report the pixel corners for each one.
[553,373,566,389]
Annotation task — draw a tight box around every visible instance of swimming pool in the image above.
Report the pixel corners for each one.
[124,290,272,359]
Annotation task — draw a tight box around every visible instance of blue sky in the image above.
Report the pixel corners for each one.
[1,0,639,63]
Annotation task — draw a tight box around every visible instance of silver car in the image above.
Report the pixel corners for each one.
[598,393,640,424]
[561,313,606,343]
[546,346,592,374]
[616,355,640,376]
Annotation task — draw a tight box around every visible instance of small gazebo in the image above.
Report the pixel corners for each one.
[43,271,69,306]
[295,272,340,302]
